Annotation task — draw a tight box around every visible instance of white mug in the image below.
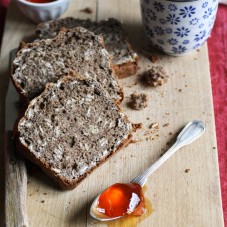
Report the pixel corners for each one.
[140,0,219,56]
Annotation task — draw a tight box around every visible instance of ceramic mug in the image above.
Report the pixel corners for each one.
[140,0,219,56]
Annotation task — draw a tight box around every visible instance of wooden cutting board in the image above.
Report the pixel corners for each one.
[0,0,224,226]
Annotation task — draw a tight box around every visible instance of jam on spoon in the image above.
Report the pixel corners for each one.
[96,183,146,218]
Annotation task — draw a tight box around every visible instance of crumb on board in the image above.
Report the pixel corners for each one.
[149,122,160,129]
[41,200,45,203]
[80,7,92,14]
[185,169,190,173]
[128,93,148,110]
[126,82,138,88]
[142,66,168,87]
[130,139,143,144]
[149,55,159,63]
[163,123,170,127]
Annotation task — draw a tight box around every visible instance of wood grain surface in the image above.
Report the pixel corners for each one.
[4,131,28,227]
[0,0,224,226]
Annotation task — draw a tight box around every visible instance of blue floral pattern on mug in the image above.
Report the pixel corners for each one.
[166,14,180,25]
[179,6,196,18]
[140,0,218,55]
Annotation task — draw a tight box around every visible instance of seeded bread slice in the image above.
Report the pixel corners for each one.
[36,18,139,78]
[14,74,137,189]
[11,27,123,103]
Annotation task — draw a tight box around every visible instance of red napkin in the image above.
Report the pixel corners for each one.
[208,4,227,225]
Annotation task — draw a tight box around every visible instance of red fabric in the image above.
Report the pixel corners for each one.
[208,5,227,226]
[0,1,226,226]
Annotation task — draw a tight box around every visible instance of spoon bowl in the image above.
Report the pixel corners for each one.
[90,195,123,221]
[90,120,205,221]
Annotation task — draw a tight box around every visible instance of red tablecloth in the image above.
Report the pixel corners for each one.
[208,5,227,225]
[0,1,226,226]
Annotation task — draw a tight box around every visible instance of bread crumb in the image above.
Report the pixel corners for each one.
[128,93,148,110]
[163,123,169,127]
[80,7,92,14]
[185,169,190,173]
[178,89,182,92]
[41,200,45,203]
[130,139,140,144]
[149,122,159,129]
[149,55,159,63]
[143,66,168,87]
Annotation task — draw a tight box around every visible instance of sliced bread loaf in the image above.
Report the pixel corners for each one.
[36,18,139,78]
[11,27,123,103]
[14,74,137,189]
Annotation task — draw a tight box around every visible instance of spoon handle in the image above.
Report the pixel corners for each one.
[131,120,205,186]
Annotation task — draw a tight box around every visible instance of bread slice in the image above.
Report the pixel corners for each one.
[36,18,139,78]
[14,74,136,189]
[11,27,123,103]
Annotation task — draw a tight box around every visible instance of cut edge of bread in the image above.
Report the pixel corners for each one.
[11,27,124,104]
[13,74,140,189]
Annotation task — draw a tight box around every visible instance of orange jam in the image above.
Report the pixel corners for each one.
[26,0,56,3]
[96,183,146,218]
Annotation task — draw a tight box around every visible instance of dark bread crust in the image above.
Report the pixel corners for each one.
[36,17,139,79]
[13,74,139,189]
[112,60,139,79]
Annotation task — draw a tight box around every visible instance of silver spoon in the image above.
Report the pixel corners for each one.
[90,120,205,221]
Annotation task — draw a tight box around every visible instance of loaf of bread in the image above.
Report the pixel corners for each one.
[36,18,139,78]
[14,74,137,189]
[11,27,123,103]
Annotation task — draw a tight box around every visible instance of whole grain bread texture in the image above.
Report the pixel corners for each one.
[36,18,139,78]
[11,27,123,103]
[14,74,138,189]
